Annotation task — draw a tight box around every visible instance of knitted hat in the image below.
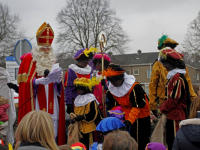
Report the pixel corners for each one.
[71,142,87,150]
[145,142,167,150]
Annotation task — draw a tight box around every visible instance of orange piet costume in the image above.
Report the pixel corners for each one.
[17,22,65,145]
[149,35,196,111]
[104,64,150,150]
[111,82,150,124]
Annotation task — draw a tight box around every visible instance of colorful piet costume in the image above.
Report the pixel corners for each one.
[73,77,103,149]
[149,35,196,112]
[90,53,111,113]
[159,49,191,150]
[64,47,98,114]
[17,22,65,145]
[103,64,150,150]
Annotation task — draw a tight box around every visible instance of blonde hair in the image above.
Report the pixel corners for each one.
[15,110,59,150]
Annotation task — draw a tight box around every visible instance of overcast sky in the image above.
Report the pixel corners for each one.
[1,0,200,54]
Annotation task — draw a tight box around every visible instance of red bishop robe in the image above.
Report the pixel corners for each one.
[17,53,65,145]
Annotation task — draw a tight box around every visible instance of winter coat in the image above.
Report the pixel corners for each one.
[172,112,200,150]
[0,103,10,121]
[17,142,49,150]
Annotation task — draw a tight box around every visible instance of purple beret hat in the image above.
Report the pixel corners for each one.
[73,48,86,60]
[145,142,167,150]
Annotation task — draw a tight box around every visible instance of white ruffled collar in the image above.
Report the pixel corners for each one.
[74,93,99,107]
[69,64,91,75]
[167,68,186,79]
[108,73,136,97]
[91,70,106,79]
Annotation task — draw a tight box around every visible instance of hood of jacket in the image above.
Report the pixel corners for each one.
[179,118,200,144]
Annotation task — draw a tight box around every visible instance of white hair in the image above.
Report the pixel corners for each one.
[32,46,56,76]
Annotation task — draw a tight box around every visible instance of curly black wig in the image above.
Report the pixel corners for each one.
[106,64,126,82]
[160,57,185,69]
[75,85,92,94]
[76,52,94,61]
[92,58,110,69]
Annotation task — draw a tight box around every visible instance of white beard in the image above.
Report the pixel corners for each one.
[32,47,56,76]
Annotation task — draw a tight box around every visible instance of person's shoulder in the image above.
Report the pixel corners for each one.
[17,146,48,150]
[133,82,143,90]
[22,53,33,60]
[172,73,181,80]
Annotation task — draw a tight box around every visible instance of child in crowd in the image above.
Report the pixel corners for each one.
[102,64,150,150]
[72,77,103,149]
[64,47,98,114]
[159,49,191,150]
[15,110,59,150]
[102,130,138,150]
[89,117,125,150]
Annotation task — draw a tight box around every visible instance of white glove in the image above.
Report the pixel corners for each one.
[56,71,63,83]
[35,77,54,85]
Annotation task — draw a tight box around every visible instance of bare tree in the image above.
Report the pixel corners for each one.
[56,0,130,57]
[0,3,24,67]
[182,10,200,63]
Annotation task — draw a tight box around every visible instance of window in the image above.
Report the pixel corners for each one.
[133,69,139,75]
[15,68,19,80]
[147,69,152,78]
[197,73,199,80]
[126,70,130,75]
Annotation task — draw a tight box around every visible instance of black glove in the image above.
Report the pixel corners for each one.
[67,104,73,114]
[7,82,14,89]
[74,115,85,122]
[101,79,108,90]
[124,120,131,131]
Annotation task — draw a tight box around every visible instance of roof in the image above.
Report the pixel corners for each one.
[110,52,159,66]
[57,58,76,70]
[58,51,200,70]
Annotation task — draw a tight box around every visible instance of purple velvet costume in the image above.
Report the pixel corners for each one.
[64,68,78,105]
[64,48,91,105]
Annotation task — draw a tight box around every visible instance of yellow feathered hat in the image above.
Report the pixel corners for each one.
[74,77,101,91]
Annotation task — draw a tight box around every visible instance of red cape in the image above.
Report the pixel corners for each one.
[18,53,66,145]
